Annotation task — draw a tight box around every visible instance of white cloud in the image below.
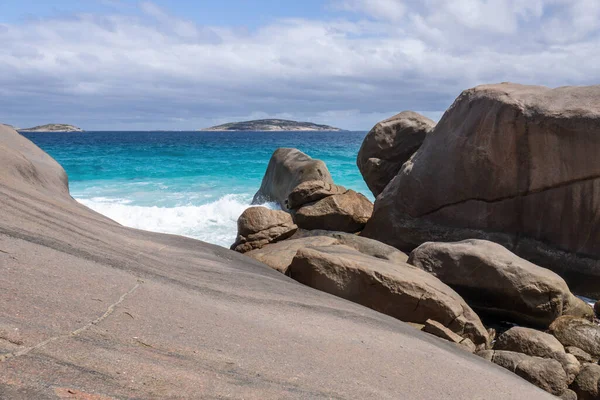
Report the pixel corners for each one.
[0,1,599,130]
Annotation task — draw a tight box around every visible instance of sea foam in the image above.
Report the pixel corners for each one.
[77,194,277,247]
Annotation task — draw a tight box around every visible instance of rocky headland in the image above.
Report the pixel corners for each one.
[17,123,84,132]
[230,82,600,399]
[201,119,343,131]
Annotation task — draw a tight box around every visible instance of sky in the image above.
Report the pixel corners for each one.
[0,0,599,131]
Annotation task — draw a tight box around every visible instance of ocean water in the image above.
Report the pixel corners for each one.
[22,131,369,247]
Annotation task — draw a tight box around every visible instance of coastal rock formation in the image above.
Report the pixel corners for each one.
[202,119,342,132]
[566,347,596,364]
[362,83,600,298]
[357,111,435,197]
[478,350,569,396]
[289,245,490,346]
[408,240,593,327]
[494,327,580,383]
[230,206,297,253]
[17,123,83,132]
[571,363,600,400]
[0,124,555,398]
[252,148,334,208]
[549,316,600,358]
[423,319,477,352]
[286,180,347,210]
[293,190,373,232]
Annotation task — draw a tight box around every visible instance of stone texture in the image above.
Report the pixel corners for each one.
[231,207,297,253]
[408,240,592,327]
[559,389,578,400]
[289,244,489,346]
[252,148,334,208]
[423,319,465,344]
[286,180,347,210]
[0,124,558,400]
[362,83,600,298]
[549,316,600,358]
[294,190,373,233]
[357,111,435,197]
[571,363,600,400]
[566,346,596,364]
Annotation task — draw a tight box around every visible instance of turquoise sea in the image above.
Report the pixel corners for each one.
[22,131,370,247]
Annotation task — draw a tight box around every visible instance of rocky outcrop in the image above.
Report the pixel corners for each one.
[408,240,592,327]
[478,350,569,396]
[494,327,580,383]
[423,319,477,352]
[289,244,490,346]
[549,316,600,358]
[362,83,600,298]
[286,180,347,210]
[566,347,596,364]
[231,207,297,253]
[252,148,334,208]
[293,190,373,232]
[357,111,435,197]
[571,363,600,400]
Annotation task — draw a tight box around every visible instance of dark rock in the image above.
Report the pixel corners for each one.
[357,111,435,197]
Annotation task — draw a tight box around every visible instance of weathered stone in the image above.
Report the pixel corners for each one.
[286,180,347,210]
[291,229,408,263]
[571,363,600,400]
[289,244,489,346]
[487,350,569,396]
[231,207,297,253]
[558,389,578,400]
[458,338,477,353]
[423,319,465,344]
[294,190,373,233]
[549,316,600,358]
[357,111,435,197]
[252,148,334,208]
[566,346,596,364]
[362,83,600,298]
[408,240,593,327]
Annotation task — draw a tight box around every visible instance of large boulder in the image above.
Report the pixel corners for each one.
[286,180,347,210]
[571,363,600,400]
[408,240,593,327]
[288,244,490,346]
[362,83,600,298]
[478,350,569,396]
[231,207,297,253]
[294,190,373,233]
[357,111,435,197]
[252,148,334,208]
[549,316,600,358]
[494,327,580,383]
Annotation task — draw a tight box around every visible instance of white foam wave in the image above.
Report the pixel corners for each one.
[77,194,277,247]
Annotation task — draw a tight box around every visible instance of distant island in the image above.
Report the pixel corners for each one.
[18,124,84,132]
[201,119,343,132]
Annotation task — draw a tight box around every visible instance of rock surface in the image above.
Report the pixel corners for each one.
[571,363,600,400]
[289,244,490,346]
[252,148,334,208]
[478,350,569,396]
[362,83,600,298]
[549,316,600,358]
[357,111,435,197]
[595,301,600,318]
[294,190,373,232]
[286,180,347,210]
[231,207,297,253]
[0,125,556,399]
[408,240,592,327]
[566,347,596,364]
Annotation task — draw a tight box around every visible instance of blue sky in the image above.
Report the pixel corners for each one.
[1,0,599,130]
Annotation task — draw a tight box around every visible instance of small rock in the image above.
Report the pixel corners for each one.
[231,207,297,253]
[550,316,600,358]
[558,389,578,400]
[571,363,600,400]
[286,180,347,210]
[566,346,595,364]
[458,338,477,353]
[423,319,464,343]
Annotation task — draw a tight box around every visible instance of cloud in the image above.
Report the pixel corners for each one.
[0,1,599,130]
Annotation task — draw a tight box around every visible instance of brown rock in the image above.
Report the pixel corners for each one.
[252,148,334,208]
[571,363,600,400]
[231,207,297,253]
[294,190,373,233]
[558,389,578,400]
[458,338,477,353]
[286,180,347,210]
[423,319,465,344]
[357,111,435,197]
[408,240,593,327]
[488,350,569,396]
[566,346,596,364]
[361,83,600,298]
[289,245,489,346]
[494,327,580,383]
[549,316,600,358]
